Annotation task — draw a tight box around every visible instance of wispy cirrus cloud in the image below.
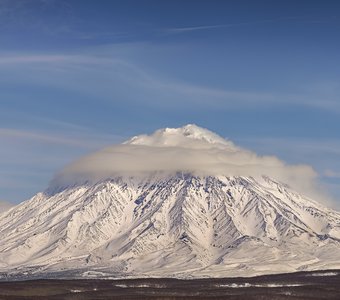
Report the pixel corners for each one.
[0,54,127,65]
[0,55,69,64]
[0,0,125,42]
[164,16,308,34]
[0,128,104,148]
[1,52,338,113]
[0,126,122,148]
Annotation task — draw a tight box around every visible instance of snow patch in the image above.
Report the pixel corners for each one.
[307,272,338,277]
[216,283,304,288]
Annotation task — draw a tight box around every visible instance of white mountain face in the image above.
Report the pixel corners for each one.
[1,125,340,279]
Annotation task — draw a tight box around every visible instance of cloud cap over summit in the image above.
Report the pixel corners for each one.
[52,124,323,201]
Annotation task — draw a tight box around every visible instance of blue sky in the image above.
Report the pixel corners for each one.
[1,0,340,205]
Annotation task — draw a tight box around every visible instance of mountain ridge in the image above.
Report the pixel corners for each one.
[1,125,339,279]
[1,173,340,279]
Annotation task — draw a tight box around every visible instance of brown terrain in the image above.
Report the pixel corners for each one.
[0,270,339,299]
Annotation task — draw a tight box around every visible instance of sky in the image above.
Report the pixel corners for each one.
[0,0,340,206]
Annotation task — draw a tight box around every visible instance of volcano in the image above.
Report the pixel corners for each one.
[1,125,340,279]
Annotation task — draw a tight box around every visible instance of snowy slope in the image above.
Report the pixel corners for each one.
[0,125,340,279]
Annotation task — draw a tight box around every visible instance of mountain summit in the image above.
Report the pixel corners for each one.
[126,124,236,148]
[1,125,340,279]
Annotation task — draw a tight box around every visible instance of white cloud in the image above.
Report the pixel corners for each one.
[52,125,325,203]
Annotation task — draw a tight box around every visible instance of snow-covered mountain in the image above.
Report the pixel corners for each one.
[1,125,340,279]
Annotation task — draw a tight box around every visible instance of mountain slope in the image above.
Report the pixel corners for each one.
[1,174,340,279]
[0,125,339,279]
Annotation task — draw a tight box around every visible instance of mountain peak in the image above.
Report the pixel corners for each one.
[49,124,320,202]
[1,127,339,280]
[126,124,235,149]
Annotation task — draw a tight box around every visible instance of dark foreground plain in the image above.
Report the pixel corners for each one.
[0,270,339,300]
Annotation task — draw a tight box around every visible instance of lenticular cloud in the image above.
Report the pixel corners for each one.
[51,124,320,199]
